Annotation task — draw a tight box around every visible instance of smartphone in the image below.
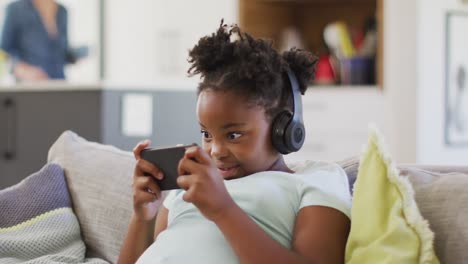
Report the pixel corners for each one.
[140,144,196,190]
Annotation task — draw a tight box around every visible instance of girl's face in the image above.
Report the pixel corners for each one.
[197,89,280,180]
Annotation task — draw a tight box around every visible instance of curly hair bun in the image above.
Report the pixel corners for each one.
[187,22,235,78]
[188,20,284,87]
[282,48,318,94]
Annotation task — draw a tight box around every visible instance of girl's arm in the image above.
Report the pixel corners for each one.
[118,140,169,264]
[117,207,168,264]
[214,205,350,264]
[291,206,350,263]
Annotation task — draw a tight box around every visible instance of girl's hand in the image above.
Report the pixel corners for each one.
[132,140,164,222]
[177,146,235,222]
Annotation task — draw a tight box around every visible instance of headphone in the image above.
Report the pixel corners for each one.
[271,68,306,154]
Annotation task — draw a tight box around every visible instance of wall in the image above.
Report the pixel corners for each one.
[417,0,468,165]
[59,0,100,82]
[384,0,468,165]
[383,0,418,163]
[105,0,238,83]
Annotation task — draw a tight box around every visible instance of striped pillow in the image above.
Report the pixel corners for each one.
[0,163,108,264]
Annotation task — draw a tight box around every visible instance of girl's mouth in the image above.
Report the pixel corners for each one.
[217,166,240,179]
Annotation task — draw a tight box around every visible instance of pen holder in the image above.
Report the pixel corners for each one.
[340,57,375,85]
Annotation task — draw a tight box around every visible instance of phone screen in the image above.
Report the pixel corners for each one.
[140,144,196,190]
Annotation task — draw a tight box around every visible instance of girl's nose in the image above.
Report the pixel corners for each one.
[210,141,229,160]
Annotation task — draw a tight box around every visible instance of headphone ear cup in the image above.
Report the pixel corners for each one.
[285,121,305,152]
[271,111,293,154]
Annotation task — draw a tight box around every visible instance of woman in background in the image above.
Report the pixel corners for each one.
[1,0,77,81]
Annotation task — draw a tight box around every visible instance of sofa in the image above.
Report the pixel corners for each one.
[2,131,468,264]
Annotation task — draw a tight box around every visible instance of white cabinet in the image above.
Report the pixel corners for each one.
[285,87,385,163]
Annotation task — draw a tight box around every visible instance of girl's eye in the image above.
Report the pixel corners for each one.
[200,130,212,139]
[228,132,242,140]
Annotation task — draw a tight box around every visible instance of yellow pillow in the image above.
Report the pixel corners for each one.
[345,126,439,264]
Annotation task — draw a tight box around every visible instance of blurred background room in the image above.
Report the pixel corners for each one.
[1,0,468,188]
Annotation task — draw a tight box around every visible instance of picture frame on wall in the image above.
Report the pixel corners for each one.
[445,12,468,146]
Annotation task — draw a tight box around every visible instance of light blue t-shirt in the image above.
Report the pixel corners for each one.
[136,161,351,264]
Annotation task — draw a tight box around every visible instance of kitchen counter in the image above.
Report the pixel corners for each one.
[0,78,199,92]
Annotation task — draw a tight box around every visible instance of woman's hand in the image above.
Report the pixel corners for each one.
[13,61,48,81]
[132,140,164,222]
[177,146,235,222]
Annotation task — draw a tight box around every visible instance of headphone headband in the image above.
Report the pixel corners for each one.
[285,68,303,125]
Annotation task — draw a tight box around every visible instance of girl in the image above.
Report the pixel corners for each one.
[118,21,351,264]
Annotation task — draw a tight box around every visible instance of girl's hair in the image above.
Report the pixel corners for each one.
[188,20,318,120]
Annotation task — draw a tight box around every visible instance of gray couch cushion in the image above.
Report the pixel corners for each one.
[336,156,359,194]
[400,167,468,264]
[47,131,165,263]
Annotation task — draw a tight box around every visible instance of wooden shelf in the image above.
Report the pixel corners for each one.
[239,0,383,87]
[308,85,379,90]
[257,0,374,4]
